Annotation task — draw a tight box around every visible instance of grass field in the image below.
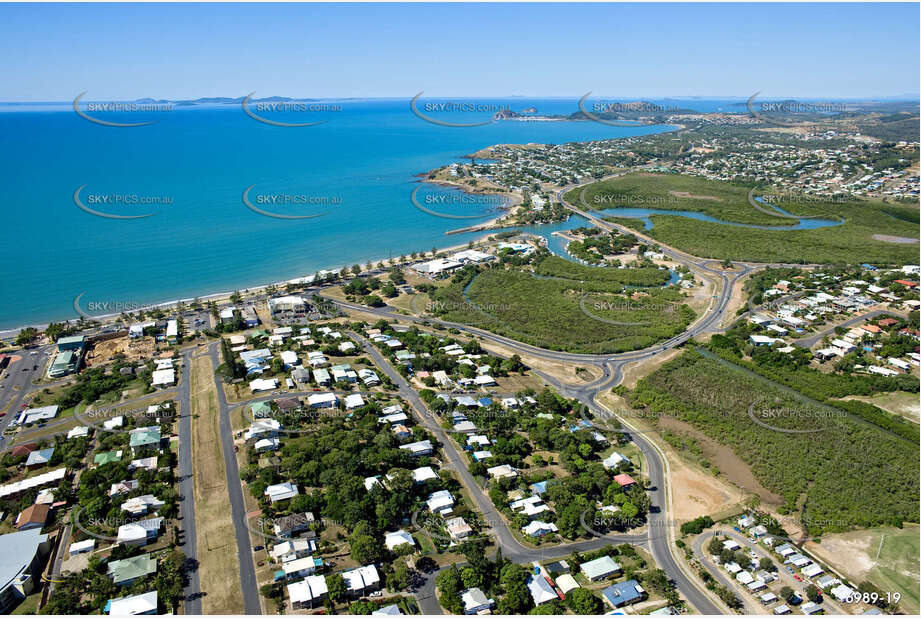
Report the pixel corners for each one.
[190,352,246,615]
[808,525,920,614]
[568,174,919,264]
[430,260,694,353]
[839,392,920,425]
[869,526,921,614]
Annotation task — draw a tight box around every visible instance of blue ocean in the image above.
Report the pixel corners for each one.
[0,97,741,330]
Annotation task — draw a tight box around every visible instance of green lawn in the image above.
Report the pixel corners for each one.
[866,525,921,614]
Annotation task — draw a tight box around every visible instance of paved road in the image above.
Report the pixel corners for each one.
[207,342,262,615]
[691,531,764,615]
[793,309,899,349]
[693,528,849,616]
[47,522,72,596]
[177,348,203,614]
[0,344,55,435]
[350,331,724,614]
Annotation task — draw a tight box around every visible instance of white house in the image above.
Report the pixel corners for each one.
[384,530,416,552]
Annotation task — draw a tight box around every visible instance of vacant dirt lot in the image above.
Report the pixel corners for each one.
[657,415,783,509]
[85,335,155,366]
[597,391,746,522]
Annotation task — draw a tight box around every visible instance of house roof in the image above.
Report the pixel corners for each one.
[129,426,161,448]
[25,448,54,466]
[526,575,558,605]
[16,503,50,529]
[581,555,620,579]
[107,553,157,583]
[94,450,123,465]
[107,590,157,615]
[602,579,644,607]
[0,528,48,591]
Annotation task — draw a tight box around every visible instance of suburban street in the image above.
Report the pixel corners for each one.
[350,331,725,615]
[177,348,203,614]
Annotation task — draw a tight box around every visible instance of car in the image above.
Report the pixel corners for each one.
[253,545,264,551]
[793,575,802,582]
[233,445,239,452]
[785,566,794,574]
[370,591,383,598]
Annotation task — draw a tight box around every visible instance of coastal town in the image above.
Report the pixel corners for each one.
[0,3,919,611]
[1,99,918,614]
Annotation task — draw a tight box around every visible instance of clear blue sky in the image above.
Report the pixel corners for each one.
[1,2,917,100]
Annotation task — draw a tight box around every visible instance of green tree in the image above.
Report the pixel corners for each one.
[436,565,463,597]
[326,573,347,602]
[565,588,602,614]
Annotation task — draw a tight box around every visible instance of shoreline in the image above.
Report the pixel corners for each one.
[0,229,503,339]
[1,124,680,338]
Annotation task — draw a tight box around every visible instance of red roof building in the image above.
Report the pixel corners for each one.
[894,280,918,288]
[16,503,50,530]
[613,473,637,488]
[10,443,38,458]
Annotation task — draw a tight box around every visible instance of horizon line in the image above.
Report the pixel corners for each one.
[1,94,920,104]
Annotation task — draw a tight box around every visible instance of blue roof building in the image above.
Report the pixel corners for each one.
[601,580,645,608]
[530,481,548,495]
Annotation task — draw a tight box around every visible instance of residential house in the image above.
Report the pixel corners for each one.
[601,579,645,608]
[107,590,158,615]
[461,588,494,614]
[107,554,157,586]
[581,555,621,581]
